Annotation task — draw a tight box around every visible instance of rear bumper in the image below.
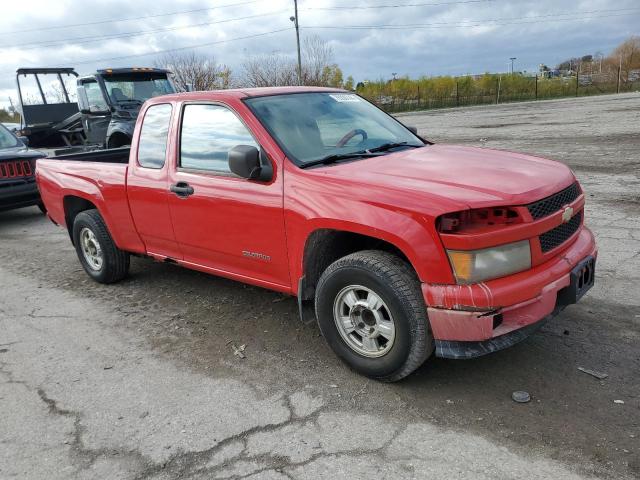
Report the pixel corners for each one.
[422,227,597,358]
[0,180,40,212]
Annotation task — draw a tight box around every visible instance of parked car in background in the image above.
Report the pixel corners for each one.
[0,123,45,213]
[36,87,596,381]
[2,122,21,132]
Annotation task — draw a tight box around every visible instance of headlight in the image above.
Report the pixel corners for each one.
[447,240,531,284]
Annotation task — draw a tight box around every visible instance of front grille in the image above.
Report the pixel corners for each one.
[527,183,580,220]
[0,160,33,179]
[539,210,582,252]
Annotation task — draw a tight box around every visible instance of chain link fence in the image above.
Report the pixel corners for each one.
[360,74,640,113]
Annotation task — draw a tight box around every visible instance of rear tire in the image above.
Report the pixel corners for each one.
[315,250,433,382]
[37,202,47,214]
[72,209,130,284]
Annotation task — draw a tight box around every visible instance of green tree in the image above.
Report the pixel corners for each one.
[322,65,344,88]
[0,108,19,123]
[344,76,355,90]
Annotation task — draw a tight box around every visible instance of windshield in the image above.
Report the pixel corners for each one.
[103,74,175,105]
[244,92,424,165]
[0,124,21,149]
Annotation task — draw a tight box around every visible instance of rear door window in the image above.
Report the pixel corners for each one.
[138,104,172,169]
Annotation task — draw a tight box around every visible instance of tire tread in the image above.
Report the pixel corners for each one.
[316,250,432,382]
[73,209,130,284]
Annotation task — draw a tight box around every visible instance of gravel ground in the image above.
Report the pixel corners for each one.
[1,92,639,479]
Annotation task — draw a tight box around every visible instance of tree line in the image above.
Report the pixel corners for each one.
[155,35,351,91]
[153,34,639,111]
[2,35,638,122]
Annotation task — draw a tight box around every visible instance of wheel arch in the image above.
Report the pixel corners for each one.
[63,195,98,244]
[106,131,131,149]
[298,228,414,303]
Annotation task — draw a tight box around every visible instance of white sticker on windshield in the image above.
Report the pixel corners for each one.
[329,94,360,102]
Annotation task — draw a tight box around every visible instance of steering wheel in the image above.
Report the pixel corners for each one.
[336,129,368,148]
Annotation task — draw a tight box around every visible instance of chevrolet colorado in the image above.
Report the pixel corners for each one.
[36,87,597,381]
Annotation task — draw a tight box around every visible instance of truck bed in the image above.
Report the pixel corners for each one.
[48,147,130,163]
[36,152,145,254]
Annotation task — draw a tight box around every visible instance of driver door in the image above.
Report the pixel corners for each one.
[167,102,290,289]
[79,80,111,144]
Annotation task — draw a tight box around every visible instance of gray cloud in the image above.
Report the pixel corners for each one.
[1,0,638,106]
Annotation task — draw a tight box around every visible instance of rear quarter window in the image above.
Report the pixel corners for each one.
[138,103,172,169]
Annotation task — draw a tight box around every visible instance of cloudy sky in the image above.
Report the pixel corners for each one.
[1,0,638,107]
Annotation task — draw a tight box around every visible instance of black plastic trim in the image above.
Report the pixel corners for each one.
[434,256,595,360]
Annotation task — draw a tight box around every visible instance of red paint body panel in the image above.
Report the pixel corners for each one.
[36,87,597,344]
[423,227,596,310]
[127,102,183,259]
[165,97,291,288]
[426,227,596,341]
[35,160,145,253]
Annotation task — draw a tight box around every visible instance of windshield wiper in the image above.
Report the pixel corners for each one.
[299,151,381,169]
[366,141,422,153]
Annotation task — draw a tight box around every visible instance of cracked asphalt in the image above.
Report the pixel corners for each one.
[1,92,639,479]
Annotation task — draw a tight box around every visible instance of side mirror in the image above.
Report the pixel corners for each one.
[89,105,109,114]
[406,125,418,135]
[228,145,273,181]
[18,135,29,147]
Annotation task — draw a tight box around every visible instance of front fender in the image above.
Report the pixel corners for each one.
[106,121,134,145]
[286,198,454,291]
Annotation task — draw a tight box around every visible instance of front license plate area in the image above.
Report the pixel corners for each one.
[558,256,595,306]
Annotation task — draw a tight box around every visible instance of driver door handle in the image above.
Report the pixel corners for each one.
[170,182,194,198]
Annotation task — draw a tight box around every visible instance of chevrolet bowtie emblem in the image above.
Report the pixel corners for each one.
[561,206,574,223]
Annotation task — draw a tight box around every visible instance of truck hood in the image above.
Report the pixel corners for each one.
[315,144,575,209]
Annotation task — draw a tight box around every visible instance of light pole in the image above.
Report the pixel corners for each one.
[290,0,302,86]
[510,57,516,74]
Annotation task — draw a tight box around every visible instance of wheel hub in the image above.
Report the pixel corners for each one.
[79,227,103,271]
[333,285,396,358]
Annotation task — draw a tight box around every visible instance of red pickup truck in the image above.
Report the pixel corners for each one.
[37,87,596,381]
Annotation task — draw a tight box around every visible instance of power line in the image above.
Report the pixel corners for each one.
[2,10,289,50]
[41,27,293,68]
[1,1,495,50]
[305,0,494,10]
[9,5,637,51]
[304,9,640,30]
[0,0,261,36]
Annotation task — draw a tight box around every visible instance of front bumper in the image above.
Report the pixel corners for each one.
[423,227,597,359]
[0,180,40,212]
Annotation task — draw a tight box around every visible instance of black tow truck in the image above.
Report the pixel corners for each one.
[16,67,176,151]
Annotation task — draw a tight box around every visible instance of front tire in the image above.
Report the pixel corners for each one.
[315,250,433,382]
[72,209,130,284]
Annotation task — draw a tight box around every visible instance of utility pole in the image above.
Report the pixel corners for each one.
[510,57,516,74]
[617,55,622,94]
[290,0,303,86]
